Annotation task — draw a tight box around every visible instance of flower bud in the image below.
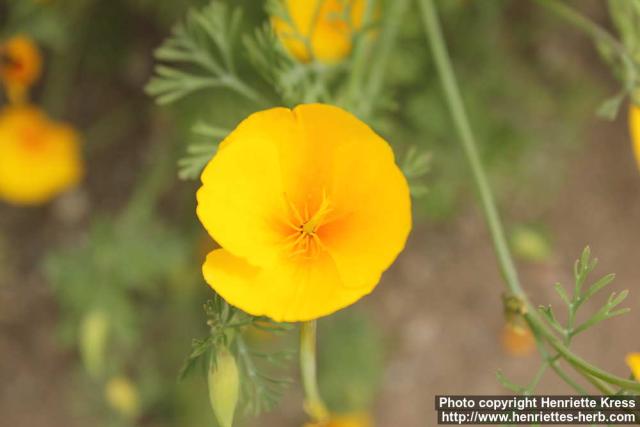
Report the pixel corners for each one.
[105,376,140,418]
[208,346,239,427]
[80,309,109,378]
[501,324,535,357]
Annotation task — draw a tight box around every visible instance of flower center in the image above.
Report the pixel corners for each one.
[283,191,332,259]
[19,126,46,153]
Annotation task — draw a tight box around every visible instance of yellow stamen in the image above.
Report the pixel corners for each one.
[283,191,332,258]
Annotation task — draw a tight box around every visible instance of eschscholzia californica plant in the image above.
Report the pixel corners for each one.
[626,353,640,381]
[196,104,411,322]
[627,104,640,171]
[0,105,83,205]
[304,412,373,427]
[0,36,42,104]
[272,0,368,64]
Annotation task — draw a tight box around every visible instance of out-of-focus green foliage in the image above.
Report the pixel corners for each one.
[318,311,385,414]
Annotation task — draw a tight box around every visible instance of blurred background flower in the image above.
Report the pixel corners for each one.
[0,35,42,103]
[627,353,640,381]
[628,104,640,170]
[0,105,82,205]
[272,0,369,63]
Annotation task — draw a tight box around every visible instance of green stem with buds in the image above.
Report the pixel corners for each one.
[300,320,329,422]
[418,0,640,393]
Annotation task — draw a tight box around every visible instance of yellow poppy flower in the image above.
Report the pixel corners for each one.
[0,105,83,205]
[501,324,535,357]
[304,412,373,427]
[197,104,411,322]
[0,36,42,104]
[272,0,368,63]
[626,353,640,381]
[628,104,640,170]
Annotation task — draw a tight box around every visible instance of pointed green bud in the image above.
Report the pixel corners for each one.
[80,309,109,379]
[208,346,239,427]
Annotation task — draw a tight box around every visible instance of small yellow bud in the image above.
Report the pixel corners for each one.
[105,376,141,418]
[80,309,109,378]
[208,346,240,427]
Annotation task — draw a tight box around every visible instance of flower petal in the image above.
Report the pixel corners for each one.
[197,108,297,267]
[292,104,412,289]
[203,249,371,322]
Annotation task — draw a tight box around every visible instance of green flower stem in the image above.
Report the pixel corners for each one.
[359,0,412,118]
[418,0,522,295]
[346,0,377,107]
[300,321,329,422]
[534,337,588,395]
[534,0,637,92]
[418,0,640,393]
[579,367,616,395]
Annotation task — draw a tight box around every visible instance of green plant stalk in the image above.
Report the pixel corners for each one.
[534,335,588,395]
[418,0,640,393]
[346,0,377,105]
[418,0,522,294]
[359,0,412,118]
[299,321,329,422]
[534,0,637,92]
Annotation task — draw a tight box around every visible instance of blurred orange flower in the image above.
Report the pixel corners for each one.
[0,105,83,205]
[197,104,411,322]
[0,36,42,104]
[304,412,373,427]
[272,0,369,64]
[501,324,535,357]
[626,353,640,381]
